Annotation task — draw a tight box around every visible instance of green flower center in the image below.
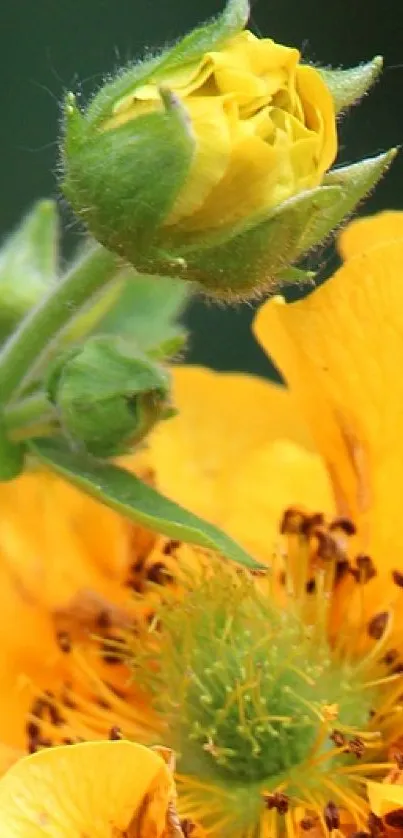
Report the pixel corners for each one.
[137,569,376,792]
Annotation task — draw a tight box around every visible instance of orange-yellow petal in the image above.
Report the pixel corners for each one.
[148,366,333,563]
[0,740,173,836]
[338,210,403,261]
[367,779,403,819]
[254,235,403,634]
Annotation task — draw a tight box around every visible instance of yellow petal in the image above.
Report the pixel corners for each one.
[338,210,403,261]
[164,96,232,225]
[254,237,403,633]
[177,134,293,231]
[0,740,172,836]
[148,366,333,563]
[296,64,337,173]
[367,779,403,817]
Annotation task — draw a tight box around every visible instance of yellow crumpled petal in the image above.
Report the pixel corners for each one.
[106,29,336,231]
[0,740,173,836]
[148,366,333,564]
[254,228,403,635]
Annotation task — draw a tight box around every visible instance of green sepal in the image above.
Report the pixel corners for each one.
[297,148,397,254]
[150,186,342,297]
[0,201,58,337]
[30,437,264,571]
[319,56,383,113]
[153,0,249,79]
[0,418,25,480]
[86,0,249,127]
[47,336,171,457]
[63,93,195,260]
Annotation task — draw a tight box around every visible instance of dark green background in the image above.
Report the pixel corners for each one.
[1,0,402,378]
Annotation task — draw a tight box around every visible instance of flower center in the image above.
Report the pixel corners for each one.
[142,569,376,790]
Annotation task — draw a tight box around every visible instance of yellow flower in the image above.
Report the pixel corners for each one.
[0,740,179,836]
[1,211,403,836]
[106,30,336,231]
[0,463,163,752]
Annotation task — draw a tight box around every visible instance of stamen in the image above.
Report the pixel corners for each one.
[392,570,403,588]
[350,555,377,584]
[384,809,403,829]
[367,612,389,641]
[324,801,340,831]
[263,792,289,814]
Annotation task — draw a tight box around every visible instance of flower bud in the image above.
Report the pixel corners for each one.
[47,336,171,457]
[0,201,57,338]
[61,0,391,299]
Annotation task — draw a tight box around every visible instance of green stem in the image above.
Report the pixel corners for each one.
[4,393,53,431]
[0,243,118,405]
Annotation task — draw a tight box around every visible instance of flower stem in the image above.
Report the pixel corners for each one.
[0,242,118,405]
[4,393,54,436]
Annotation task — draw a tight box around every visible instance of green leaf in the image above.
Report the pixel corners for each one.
[97,271,190,352]
[0,201,58,337]
[30,437,263,571]
[318,56,383,113]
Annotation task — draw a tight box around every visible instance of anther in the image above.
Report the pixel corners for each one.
[146,562,174,586]
[299,818,315,831]
[300,512,325,536]
[329,517,356,536]
[162,540,181,556]
[324,801,340,831]
[392,570,403,588]
[367,811,385,836]
[280,507,307,535]
[335,559,350,583]
[305,578,316,594]
[367,611,389,640]
[278,570,287,587]
[180,819,196,837]
[330,729,346,748]
[382,649,398,666]
[101,634,124,665]
[96,609,111,631]
[263,792,289,814]
[313,529,340,561]
[351,555,377,584]
[56,631,72,653]
[348,736,365,758]
[384,809,403,829]
[109,725,123,740]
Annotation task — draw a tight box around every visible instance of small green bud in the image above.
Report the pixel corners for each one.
[47,336,171,457]
[0,201,58,338]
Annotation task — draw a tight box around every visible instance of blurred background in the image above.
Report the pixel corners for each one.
[1,0,402,378]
